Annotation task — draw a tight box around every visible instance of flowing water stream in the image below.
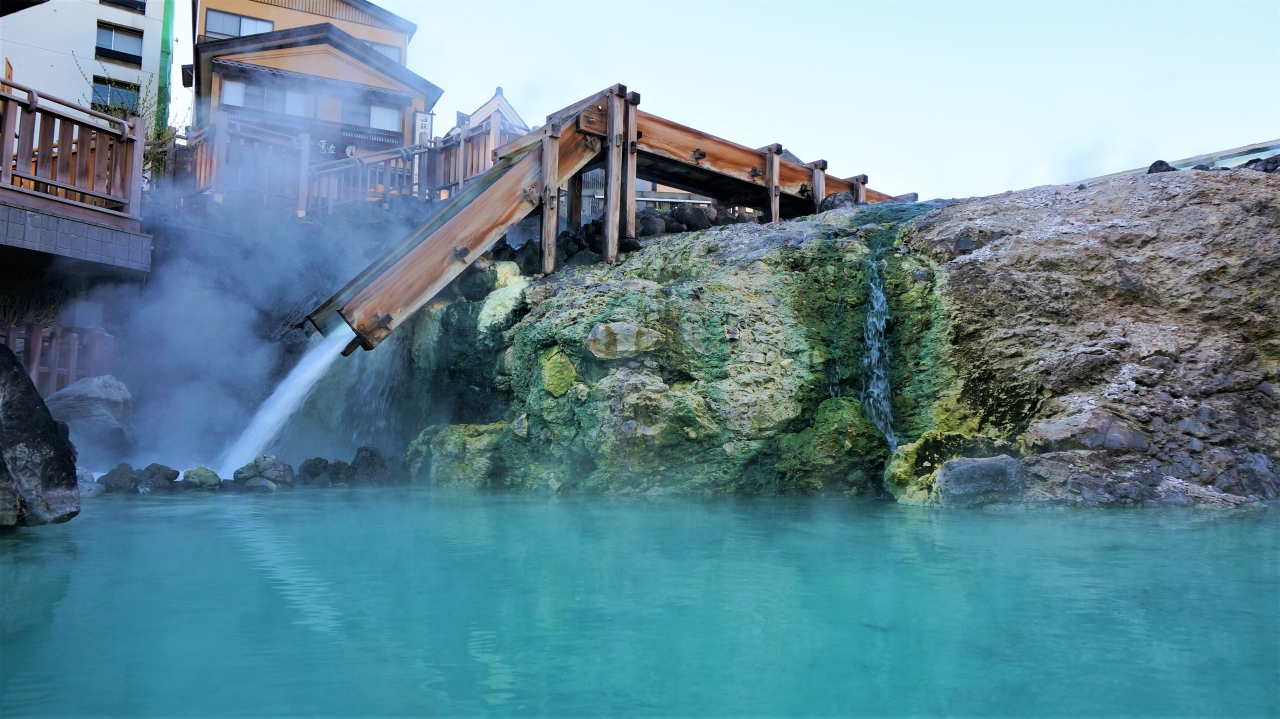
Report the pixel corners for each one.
[860,253,898,451]
[216,326,355,477]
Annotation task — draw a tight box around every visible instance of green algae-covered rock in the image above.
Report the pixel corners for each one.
[415,422,508,488]
[181,467,221,489]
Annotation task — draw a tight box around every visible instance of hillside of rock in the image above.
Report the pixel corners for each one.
[397,167,1278,506]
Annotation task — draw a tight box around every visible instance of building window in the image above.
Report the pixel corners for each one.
[341,101,369,127]
[367,42,401,63]
[222,80,309,117]
[284,91,307,117]
[206,9,274,40]
[370,105,400,131]
[95,24,143,66]
[91,76,140,114]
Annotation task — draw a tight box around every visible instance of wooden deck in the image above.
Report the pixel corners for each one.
[310,84,900,353]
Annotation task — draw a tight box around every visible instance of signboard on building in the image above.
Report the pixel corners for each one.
[413,112,433,145]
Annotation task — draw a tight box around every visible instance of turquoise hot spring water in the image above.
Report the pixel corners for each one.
[1,489,1277,717]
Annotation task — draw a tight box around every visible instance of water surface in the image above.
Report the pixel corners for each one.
[2,489,1277,717]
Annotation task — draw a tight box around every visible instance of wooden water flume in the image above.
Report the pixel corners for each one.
[308,84,895,353]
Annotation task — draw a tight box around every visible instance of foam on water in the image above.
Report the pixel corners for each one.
[216,326,355,477]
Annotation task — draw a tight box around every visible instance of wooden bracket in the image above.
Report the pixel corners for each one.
[577,102,607,137]
[622,90,639,240]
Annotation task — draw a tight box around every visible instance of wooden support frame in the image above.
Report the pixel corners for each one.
[567,170,583,231]
[762,144,781,222]
[807,159,827,212]
[601,89,625,263]
[539,130,560,275]
[622,91,640,240]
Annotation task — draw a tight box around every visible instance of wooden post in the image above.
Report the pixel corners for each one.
[487,117,501,174]
[43,330,61,396]
[622,91,640,240]
[295,133,310,217]
[455,119,469,191]
[24,323,43,385]
[56,116,74,183]
[539,129,560,275]
[808,160,827,212]
[851,173,868,204]
[602,88,625,263]
[0,99,18,187]
[568,171,583,231]
[211,111,228,203]
[762,144,781,222]
[127,116,145,216]
[65,332,80,387]
[35,111,55,180]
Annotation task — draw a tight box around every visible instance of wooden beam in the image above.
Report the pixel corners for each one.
[545,83,625,125]
[622,91,639,239]
[493,121,561,162]
[487,117,501,173]
[540,132,560,275]
[635,111,767,190]
[601,89,624,263]
[567,170,582,231]
[0,99,19,187]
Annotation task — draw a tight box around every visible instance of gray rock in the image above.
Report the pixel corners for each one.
[296,457,329,485]
[77,481,104,498]
[1023,410,1149,454]
[234,455,294,487]
[98,463,140,493]
[672,204,712,231]
[0,344,79,526]
[136,464,179,493]
[243,477,277,493]
[664,220,687,233]
[818,192,858,212]
[218,479,243,493]
[936,455,1026,506]
[638,215,664,237]
[585,322,664,359]
[1147,160,1178,174]
[1241,155,1279,174]
[44,375,133,467]
[351,445,393,485]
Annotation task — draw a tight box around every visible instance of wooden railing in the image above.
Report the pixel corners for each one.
[0,80,144,220]
[305,144,431,214]
[1,323,115,397]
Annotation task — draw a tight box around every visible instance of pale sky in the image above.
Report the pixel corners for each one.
[169,0,1280,200]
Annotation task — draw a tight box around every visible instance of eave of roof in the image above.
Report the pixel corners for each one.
[195,23,442,109]
[212,59,414,102]
[339,0,417,39]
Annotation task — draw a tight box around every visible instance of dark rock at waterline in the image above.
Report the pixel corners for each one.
[664,220,687,233]
[99,463,140,493]
[243,477,277,493]
[935,455,1026,506]
[234,455,295,488]
[638,215,663,237]
[352,445,396,485]
[327,459,354,485]
[218,479,243,492]
[1242,154,1279,174]
[44,375,133,467]
[672,204,712,231]
[0,344,80,526]
[1147,160,1178,174]
[297,457,329,484]
[137,464,179,493]
[818,192,858,212]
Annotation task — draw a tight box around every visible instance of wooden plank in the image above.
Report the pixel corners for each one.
[487,117,500,174]
[567,171,582,231]
[56,117,73,184]
[635,111,767,189]
[577,101,607,137]
[493,121,561,162]
[540,134,559,275]
[14,105,35,179]
[35,111,55,180]
[601,91,624,263]
[75,125,92,190]
[0,99,18,187]
[126,116,144,214]
[622,91,639,239]
[545,84,625,124]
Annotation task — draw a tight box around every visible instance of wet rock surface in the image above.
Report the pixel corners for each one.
[398,169,1279,507]
[43,375,133,468]
[0,344,79,526]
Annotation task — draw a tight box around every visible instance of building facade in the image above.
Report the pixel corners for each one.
[187,0,441,158]
[0,0,172,131]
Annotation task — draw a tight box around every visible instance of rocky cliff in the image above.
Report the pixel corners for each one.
[401,168,1279,507]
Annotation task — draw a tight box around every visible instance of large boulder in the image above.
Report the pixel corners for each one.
[1022,410,1150,455]
[0,345,79,526]
[136,463,179,493]
[935,455,1026,506]
[181,467,221,489]
[44,375,132,467]
[818,192,857,212]
[351,445,395,485]
[233,455,294,488]
[98,463,140,493]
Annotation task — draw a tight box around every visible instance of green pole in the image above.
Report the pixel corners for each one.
[155,0,175,135]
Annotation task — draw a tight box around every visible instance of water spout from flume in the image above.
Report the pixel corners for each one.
[216,325,356,477]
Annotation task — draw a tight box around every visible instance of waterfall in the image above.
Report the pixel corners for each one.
[216,326,356,477]
[861,255,898,451]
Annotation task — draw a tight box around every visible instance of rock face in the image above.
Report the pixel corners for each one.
[234,455,295,488]
[0,345,80,526]
[43,375,132,468]
[400,169,1279,506]
[181,467,221,489]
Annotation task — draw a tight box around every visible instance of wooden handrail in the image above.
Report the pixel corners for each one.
[0,80,130,136]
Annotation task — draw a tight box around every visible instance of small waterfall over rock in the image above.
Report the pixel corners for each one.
[217,326,355,477]
[861,254,898,451]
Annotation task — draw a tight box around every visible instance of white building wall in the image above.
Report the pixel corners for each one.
[0,0,163,124]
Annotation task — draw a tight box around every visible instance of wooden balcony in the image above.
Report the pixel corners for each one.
[222,106,404,151]
[0,80,151,272]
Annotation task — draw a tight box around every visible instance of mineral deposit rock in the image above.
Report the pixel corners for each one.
[44,375,133,467]
[234,455,294,488]
[818,192,857,212]
[351,445,395,485]
[401,168,1280,505]
[181,467,221,489]
[0,345,79,526]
